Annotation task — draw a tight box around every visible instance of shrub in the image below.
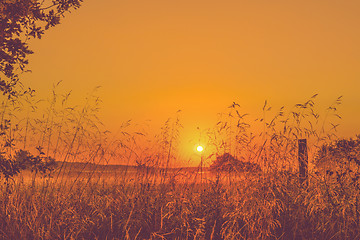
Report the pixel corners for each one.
[0,149,56,182]
[210,153,261,173]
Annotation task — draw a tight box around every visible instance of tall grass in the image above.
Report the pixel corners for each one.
[0,88,359,239]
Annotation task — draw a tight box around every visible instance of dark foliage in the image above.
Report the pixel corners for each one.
[0,149,56,182]
[210,153,261,173]
[0,0,83,96]
[316,135,360,169]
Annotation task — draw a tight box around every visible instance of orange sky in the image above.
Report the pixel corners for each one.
[24,0,360,164]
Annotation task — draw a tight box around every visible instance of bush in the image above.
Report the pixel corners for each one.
[210,153,261,173]
[0,149,56,182]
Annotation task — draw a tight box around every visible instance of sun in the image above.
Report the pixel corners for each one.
[196,145,204,152]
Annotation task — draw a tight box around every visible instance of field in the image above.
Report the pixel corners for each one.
[0,159,359,240]
[0,90,358,239]
[3,1,360,239]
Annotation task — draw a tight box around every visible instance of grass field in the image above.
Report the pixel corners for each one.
[0,159,359,240]
[0,91,357,239]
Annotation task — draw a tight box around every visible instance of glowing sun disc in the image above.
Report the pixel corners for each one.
[197,146,204,152]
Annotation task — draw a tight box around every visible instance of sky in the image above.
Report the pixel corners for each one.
[24,0,360,164]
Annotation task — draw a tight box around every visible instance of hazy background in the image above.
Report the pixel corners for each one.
[23,0,360,163]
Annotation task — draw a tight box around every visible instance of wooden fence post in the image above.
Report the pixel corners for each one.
[298,139,308,185]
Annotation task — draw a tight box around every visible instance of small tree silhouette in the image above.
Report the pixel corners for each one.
[0,149,56,183]
[315,135,360,171]
[210,153,261,173]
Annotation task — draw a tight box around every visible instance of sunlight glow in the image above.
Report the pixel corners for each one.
[196,145,204,152]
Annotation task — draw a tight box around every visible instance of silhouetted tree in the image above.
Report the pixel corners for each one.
[0,0,82,181]
[315,135,360,171]
[210,153,261,173]
[0,149,56,182]
[0,0,83,96]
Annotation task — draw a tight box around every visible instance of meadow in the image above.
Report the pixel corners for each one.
[2,162,360,240]
[0,87,359,239]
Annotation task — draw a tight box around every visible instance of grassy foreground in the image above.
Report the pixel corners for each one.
[0,168,359,240]
[0,91,356,239]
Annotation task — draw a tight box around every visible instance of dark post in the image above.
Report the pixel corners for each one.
[298,139,308,185]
